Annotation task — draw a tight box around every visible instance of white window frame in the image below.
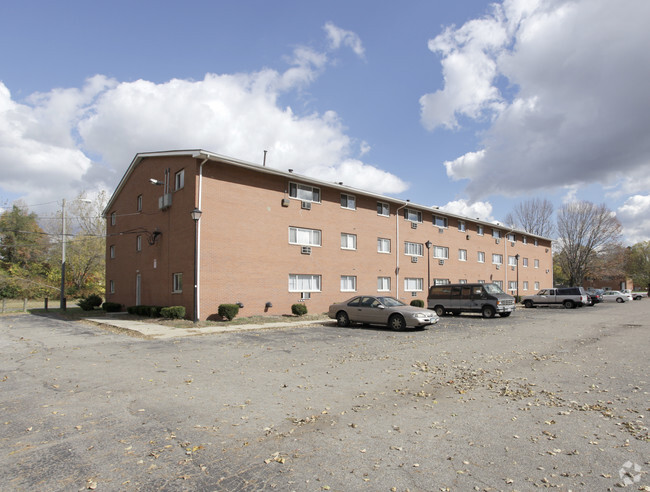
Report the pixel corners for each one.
[534,282,540,290]
[433,215,448,228]
[136,235,142,252]
[109,280,115,294]
[110,245,115,259]
[492,254,503,265]
[289,182,321,203]
[477,225,484,236]
[377,201,390,217]
[523,281,529,291]
[404,277,423,292]
[458,249,467,261]
[404,241,424,257]
[377,238,391,254]
[289,227,322,247]
[340,193,356,210]
[507,233,516,242]
[523,257,529,267]
[405,208,422,223]
[477,251,485,263]
[458,221,466,232]
[175,169,185,190]
[137,194,142,212]
[289,274,322,292]
[377,276,391,292]
[494,280,503,289]
[434,278,450,286]
[341,233,357,250]
[508,281,517,292]
[492,229,502,239]
[111,212,116,226]
[534,259,540,269]
[508,256,517,267]
[433,246,449,259]
[172,273,183,293]
[522,236,528,244]
[340,275,357,292]
[534,239,539,247]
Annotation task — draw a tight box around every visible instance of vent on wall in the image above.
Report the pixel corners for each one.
[438,259,445,265]
[411,256,418,263]
[411,222,418,229]
[301,246,312,255]
[495,238,500,244]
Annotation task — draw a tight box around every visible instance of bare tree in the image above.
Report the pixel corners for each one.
[504,198,555,237]
[556,201,622,286]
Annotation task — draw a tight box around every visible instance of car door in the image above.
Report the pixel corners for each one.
[351,296,386,325]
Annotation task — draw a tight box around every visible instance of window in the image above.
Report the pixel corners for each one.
[434,278,450,286]
[492,254,503,265]
[493,280,503,289]
[110,245,115,259]
[109,280,115,294]
[477,225,484,236]
[458,221,466,232]
[377,238,391,254]
[172,273,183,293]
[522,236,528,245]
[492,229,502,239]
[458,279,467,284]
[289,274,322,292]
[433,215,448,228]
[478,279,485,284]
[340,194,356,210]
[377,202,389,216]
[404,277,423,292]
[175,169,185,190]
[523,257,529,267]
[508,281,517,292]
[534,259,540,268]
[289,227,321,246]
[405,208,422,223]
[477,251,485,263]
[340,275,357,292]
[341,233,357,250]
[289,182,320,203]
[404,242,423,256]
[433,246,449,259]
[534,282,540,290]
[508,256,517,267]
[377,276,391,292]
[534,239,539,247]
[137,194,143,212]
[136,235,142,252]
[111,212,116,226]
[523,281,529,291]
[507,233,516,242]
[458,249,467,261]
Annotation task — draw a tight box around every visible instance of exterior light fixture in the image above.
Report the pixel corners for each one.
[425,240,432,290]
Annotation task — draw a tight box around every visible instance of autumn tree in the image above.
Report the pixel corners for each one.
[625,241,650,294]
[556,201,622,286]
[504,198,555,238]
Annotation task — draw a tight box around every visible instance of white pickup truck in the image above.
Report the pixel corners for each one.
[623,289,648,300]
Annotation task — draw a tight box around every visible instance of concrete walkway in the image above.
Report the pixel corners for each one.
[85,316,331,339]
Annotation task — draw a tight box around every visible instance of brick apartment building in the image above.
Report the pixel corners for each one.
[104,150,553,320]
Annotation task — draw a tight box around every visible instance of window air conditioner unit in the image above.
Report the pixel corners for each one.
[300,292,311,300]
[496,264,500,270]
[411,256,418,263]
[301,246,312,255]
[439,228,444,233]
[438,259,445,266]
[495,238,500,244]
[281,198,290,207]
[158,193,172,210]
[466,234,470,240]
[510,241,515,247]
[411,222,417,229]
[511,266,515,271]
[301,201,311,210]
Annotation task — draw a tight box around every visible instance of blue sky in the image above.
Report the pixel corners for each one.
[1,0,649,244]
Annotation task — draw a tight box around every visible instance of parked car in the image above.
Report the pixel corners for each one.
[601,290,632,303]
[328,295,439,330]
[427,282,515,318]
[522,287,588,309]
[622,289,647,300]
[585,289,603,306]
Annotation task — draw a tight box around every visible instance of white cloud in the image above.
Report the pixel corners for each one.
[439,199,494,223]
[324,22,366,58]
[423,0,650,202]
[0,26,407,210]
[617,195,650,244]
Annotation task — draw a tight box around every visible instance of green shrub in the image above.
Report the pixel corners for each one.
[218,304,239,321]
[77,293,103,311]
[161,306,186,319]
[102,302,122,312]
[410,299,425,308]
[291,303,308,316]
[126,305,163,317]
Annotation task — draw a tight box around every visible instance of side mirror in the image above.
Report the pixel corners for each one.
[377,304,385,309]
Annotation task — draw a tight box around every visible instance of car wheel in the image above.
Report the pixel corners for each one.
[523,300,534,308]
[434,306,445,317]
[336,311,350,327]
[482,305,496,318]
[616,297,624,303]
[563,300,575,309]
[388,314,406,331]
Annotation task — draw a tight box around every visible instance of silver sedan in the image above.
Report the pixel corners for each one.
[328,295,439,330]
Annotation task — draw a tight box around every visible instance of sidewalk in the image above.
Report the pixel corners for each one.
[85,316,332,339]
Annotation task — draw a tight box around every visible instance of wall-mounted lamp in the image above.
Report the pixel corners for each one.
[265,302,273,308]
[236,302,244,308]
[149,178,164,186]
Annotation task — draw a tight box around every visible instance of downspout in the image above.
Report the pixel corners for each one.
[196,157,208,320]
[395,201,409,300]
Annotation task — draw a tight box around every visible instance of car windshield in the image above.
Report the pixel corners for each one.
[483,283,505,295]
[376,296,406,307]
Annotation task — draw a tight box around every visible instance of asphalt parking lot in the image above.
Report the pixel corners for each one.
[1,302,648,491]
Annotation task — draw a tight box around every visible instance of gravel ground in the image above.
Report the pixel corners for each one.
[0,301,648,491]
